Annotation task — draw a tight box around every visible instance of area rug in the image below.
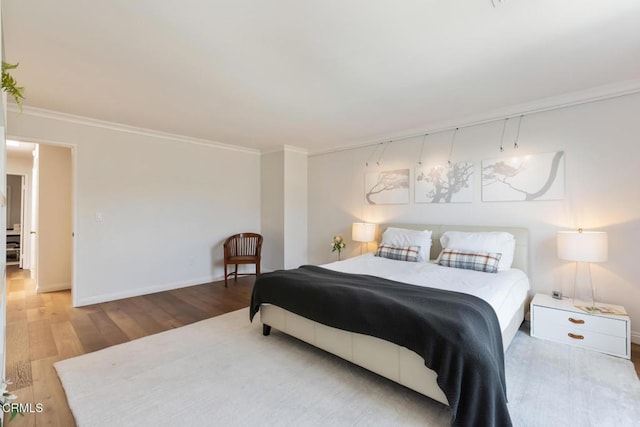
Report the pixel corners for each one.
[54,308,640,427]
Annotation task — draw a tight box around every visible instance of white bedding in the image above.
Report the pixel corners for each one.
[322,253,530,332]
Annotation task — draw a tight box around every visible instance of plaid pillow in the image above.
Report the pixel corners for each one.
[375,244,421,262]
[437,248,502,273]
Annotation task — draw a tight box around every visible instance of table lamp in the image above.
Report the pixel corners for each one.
[557,228,608,312]
[352,222,376,254]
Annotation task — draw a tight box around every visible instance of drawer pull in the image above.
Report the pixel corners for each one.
[568,317,585,324]
[568,333,584,340]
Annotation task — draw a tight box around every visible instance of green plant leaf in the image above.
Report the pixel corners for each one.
[1,61,26,110]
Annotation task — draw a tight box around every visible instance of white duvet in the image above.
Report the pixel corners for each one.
[322,253,530,331]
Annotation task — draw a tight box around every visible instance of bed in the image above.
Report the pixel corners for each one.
[250,224,530,426]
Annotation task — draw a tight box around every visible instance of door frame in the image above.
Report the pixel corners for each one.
[6,136,79,307]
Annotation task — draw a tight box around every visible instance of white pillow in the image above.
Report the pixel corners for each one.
[381,227,432,262]
[439,231,515,271]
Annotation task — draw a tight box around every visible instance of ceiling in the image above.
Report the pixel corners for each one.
[3,1,640,153]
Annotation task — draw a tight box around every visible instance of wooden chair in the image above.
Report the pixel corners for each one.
[223,233,263,287]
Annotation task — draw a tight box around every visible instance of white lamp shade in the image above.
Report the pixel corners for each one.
[557,230,608,262]
[352,222,376,243]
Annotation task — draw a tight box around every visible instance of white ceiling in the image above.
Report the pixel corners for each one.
[3,1,640,153]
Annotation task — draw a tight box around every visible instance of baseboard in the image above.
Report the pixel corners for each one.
[73,268,272,307]
[632,331,640,345]
[74,275,219,307]
[37,282,72,293]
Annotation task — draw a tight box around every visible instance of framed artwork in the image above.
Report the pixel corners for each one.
[365,169,410,205]
[415,162,474,203]
[482,151,565,202]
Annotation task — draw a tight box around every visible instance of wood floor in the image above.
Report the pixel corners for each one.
[4,266,255,427]
[4,266,640,426]
[633,341,640,378]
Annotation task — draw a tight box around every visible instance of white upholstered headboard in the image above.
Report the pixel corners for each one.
[383,223,529,274]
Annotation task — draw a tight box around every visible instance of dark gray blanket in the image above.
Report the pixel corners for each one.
[250,265,511,427]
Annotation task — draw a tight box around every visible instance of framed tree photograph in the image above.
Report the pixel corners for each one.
[365,169,410,205]
[415,162,474,203]
[482,151,565,202]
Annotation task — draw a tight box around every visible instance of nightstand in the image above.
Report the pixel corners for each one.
[530,293,631,359]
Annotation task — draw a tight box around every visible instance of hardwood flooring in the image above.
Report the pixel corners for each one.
[4,266,254,427]
[4,266,640,426]
[633,341,640,378]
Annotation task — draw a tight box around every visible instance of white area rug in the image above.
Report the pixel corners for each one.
[55,308,640,427]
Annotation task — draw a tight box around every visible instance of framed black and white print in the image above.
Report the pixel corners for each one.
[365,169,410,205]
[482,151,565,202]
[415,162,473,203]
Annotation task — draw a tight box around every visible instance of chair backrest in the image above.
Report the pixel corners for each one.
[224,233,263,258]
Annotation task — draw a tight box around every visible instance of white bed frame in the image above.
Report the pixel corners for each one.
[259,224,529,406]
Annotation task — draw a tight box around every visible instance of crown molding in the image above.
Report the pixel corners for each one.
[282,144,308,155]
[7,104,261,155]
[260,144,308,155]
[8,77,640,158]
[309,78,640,156]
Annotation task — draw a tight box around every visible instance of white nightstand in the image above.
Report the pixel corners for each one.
[530,293,631,359]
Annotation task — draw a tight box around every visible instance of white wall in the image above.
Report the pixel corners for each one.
[7,109,261,306]
[283,149,308,269]
[308,92,640,343]
[261,151,285,271]
[37,145,72,292]
[0,5,6,376]
[260,147,309,271]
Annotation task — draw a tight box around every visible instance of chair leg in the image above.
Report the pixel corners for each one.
[256,262,260,278]
[224,262,228,288]
[234,264,238,282]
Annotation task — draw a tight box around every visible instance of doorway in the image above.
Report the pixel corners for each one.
[5,174,25,267]
[6,140,75,300]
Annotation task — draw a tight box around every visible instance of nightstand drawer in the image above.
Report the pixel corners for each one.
[532,305,627,338]
[530,294,630,359]
[532,317,627,356]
